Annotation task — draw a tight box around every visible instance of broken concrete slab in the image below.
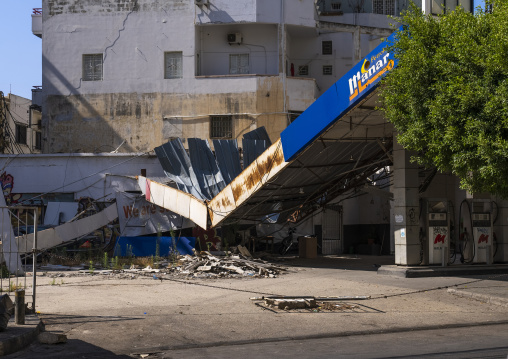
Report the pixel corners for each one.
[38,331,67,345]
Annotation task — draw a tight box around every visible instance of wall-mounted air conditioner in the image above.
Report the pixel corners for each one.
[195,0,208,6]
[227,33,242,45]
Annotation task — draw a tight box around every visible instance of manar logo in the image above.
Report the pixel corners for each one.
[478,234,489,244]
[434,234,446,244]
[348,53,394,101]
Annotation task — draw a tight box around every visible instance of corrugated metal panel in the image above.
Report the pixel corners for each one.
[154,139,205,200]
[243,127,272,144]
[242,139,269,168]
[212,139,242,185]
[188,138,226,200]
[280,30,399,162]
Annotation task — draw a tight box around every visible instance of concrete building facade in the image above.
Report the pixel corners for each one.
[36,0,403,153]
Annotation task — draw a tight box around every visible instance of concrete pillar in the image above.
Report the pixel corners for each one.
[392,139,420,265]
[493,197,508,263]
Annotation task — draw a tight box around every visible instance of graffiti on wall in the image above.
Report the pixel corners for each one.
[192,227,222,251]
[0,172,21,205]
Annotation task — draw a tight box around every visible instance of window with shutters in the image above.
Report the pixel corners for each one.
[298,65,309,76]
[15,124,27,144]
[229,54,249,75]
[82,54,103,81]
[164,52,183,79]
[210,116,233,138]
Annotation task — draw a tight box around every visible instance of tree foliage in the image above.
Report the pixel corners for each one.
[380,1,508,197]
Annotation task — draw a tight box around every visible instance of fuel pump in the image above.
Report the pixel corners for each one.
[459,199,494,264]
[471,200,494,264]
[424,199,450,266]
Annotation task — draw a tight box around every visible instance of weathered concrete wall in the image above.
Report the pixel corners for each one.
[45,74,312,152]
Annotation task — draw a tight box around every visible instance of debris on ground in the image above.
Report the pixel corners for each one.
[250,296,370,313]
[167,250,287,278]
[37,247,288,280]
[38,332,67,344]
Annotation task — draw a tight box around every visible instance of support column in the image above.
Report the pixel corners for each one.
[392,139,420,265]
[493,197,508,263]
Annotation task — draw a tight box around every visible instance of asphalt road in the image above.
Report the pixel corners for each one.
[147,323,508,359]
[6,323,508,358]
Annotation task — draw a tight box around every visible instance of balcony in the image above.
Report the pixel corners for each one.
[32,8,42,38]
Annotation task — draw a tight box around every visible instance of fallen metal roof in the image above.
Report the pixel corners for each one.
[207,32,398,227]
[147,30,398,229]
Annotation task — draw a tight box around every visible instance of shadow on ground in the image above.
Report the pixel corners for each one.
[5,339,131,359]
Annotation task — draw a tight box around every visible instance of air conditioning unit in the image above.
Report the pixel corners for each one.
[227,33,242,44]
[195,0,208,6]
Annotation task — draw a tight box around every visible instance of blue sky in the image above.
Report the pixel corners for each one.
[0,1,42,100]
[0,0,485,101]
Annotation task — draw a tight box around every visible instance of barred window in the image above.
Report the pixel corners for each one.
[210,116,232,138]
[373,0,395,14]
[322,41,333,55]
[323,65,333,75]
[83,54,103,81]
[229,54,249,75]
[298,65,309,76]
[331,2,342,10]
[164,52,183,79]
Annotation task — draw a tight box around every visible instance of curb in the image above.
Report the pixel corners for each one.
[0,315,44,356]
[377,265,508,278]
[447,288,508,307]
[130,320,508,355]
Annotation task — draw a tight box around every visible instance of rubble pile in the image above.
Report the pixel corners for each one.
[170,250,287,278]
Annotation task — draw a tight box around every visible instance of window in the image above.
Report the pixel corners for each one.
[373,0,395,15]
[229,54,249,75]
[323,65,333,75]
[210,116,232,138]
[298,65,309,76]
[15,124,27,144]
[289,111,303,124]
[164,52,183,79]
[331,2,342,10]
[322,41,333,55]
[35,131,42,150]
[82,54,103,81]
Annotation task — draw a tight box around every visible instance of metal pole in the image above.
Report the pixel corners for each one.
[32,209,37,310]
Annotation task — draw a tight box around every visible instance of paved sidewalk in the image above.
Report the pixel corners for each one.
[0,315,43,356]
[1,254,508,358]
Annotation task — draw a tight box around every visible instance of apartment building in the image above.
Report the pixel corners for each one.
[32,0,411,154]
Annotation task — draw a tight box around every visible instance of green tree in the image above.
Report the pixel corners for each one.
[380,1,508,197]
